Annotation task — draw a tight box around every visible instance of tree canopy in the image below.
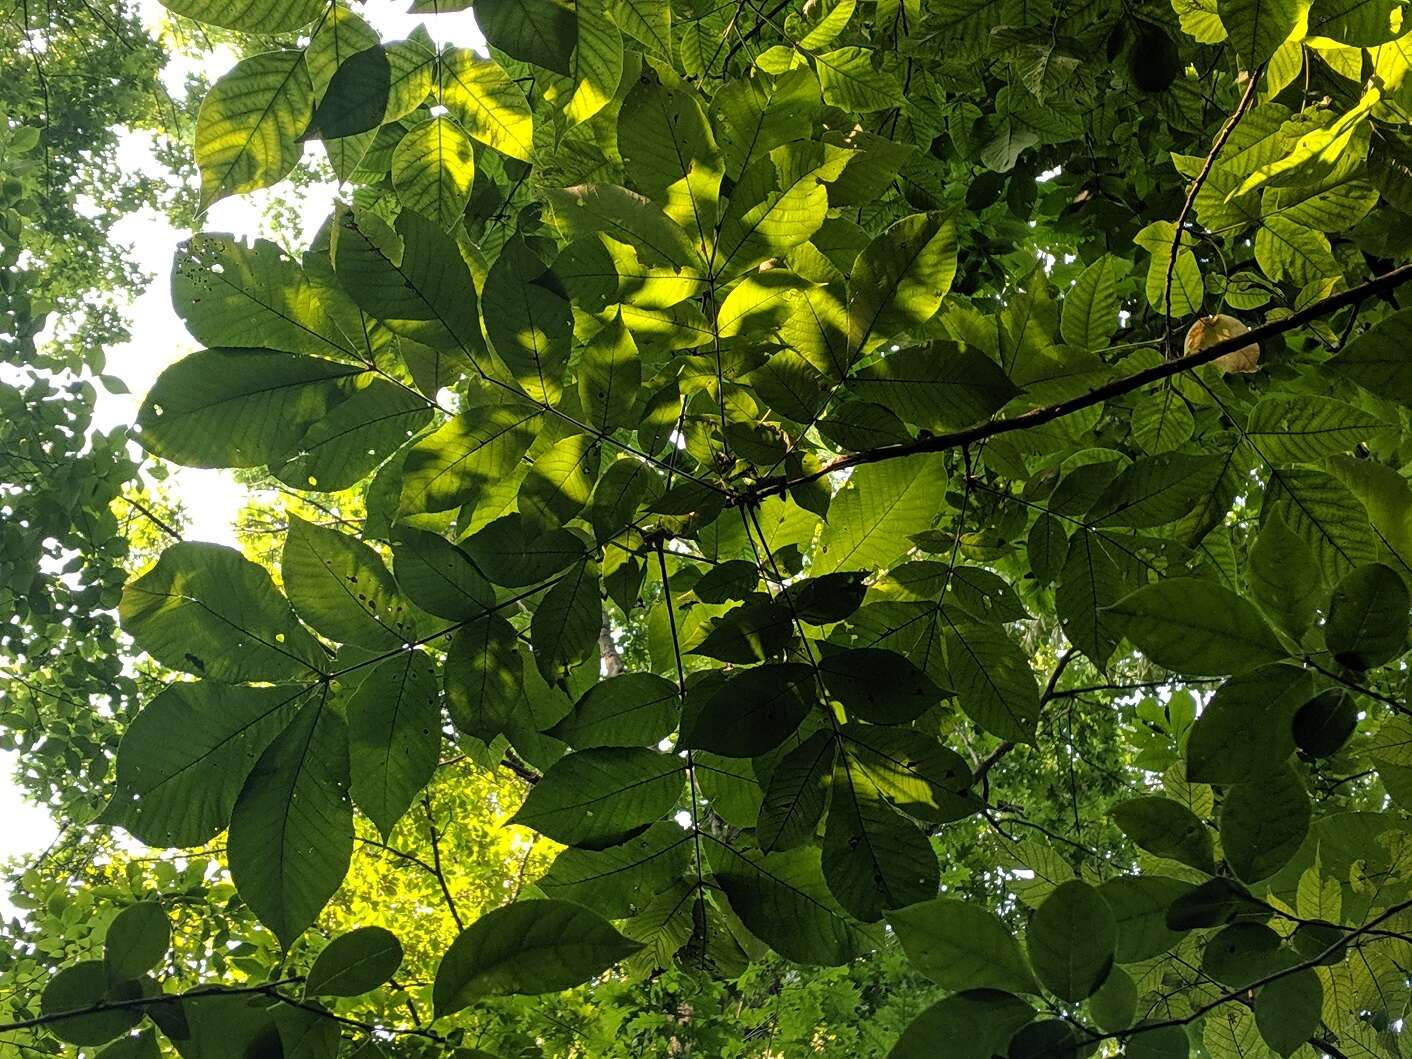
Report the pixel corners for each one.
[4,0,1412,1055]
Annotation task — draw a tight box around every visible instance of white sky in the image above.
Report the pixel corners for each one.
[0,1,485,904]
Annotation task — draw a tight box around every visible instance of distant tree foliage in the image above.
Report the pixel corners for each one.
[4,0,1412,1055]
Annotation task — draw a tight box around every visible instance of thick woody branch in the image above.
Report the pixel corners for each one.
[750,261,1412,501]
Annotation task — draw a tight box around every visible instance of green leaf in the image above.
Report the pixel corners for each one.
[399,407,541,515]
[194,51,313,210]
[1308,0,1402,43]
[1324,562,1409,669]
[439,49,536,162]
[708,842,866,966]
[96,1029,162,1059]
[304,39,435,139]
[348,651,440,840]
[433,900,642,1015]
[823,762,939,921]
[444,613,524,740]
[1254,968,1321,1056]
[228,694,353,946]
[1135,221,1203,316]
[283,516,421,649]
[713,142,846,279]
[531,558,603,682]
[817,647,944,724]
[40,962,142,1046]
[392,115,477,230]
[1088,452,1233,529]
[1255,216,1339,287]
[137,349,365,470]
[814,454,945,574]
[792,572,869,624]
[477,0,577,73]
[1218,0,1307,67]
[888,897,1039,994]
[944,619,1042,743]
[547,184,704,271]
[848,343,1019,431]
[579,311,641,432]
[1128,1025,1192,1059]
[1185,665,1314,783]
[538,822,693,917]
[1328,308,1412,405]
[463,515,587,585]
[1106,578,1287,676]
[889,991,1035,1059]
[680,662,816,757]
[589,458,654,543]
[1201,922,1288,986]
[841,724,976,823]
[1061,255,1126,351]
[305,926,403,998]
[1111,796,1215,873]
[332,204,484,359]
[121,542,324,682]
[758,730,836,851]
[1246,513,1321,638]
[391,529,495,620]
[160,0,324,31]
[619,74,721,221]
[1220,762,1310,882]
[510,747,685,848]
[547,671,680,748]
[848,213,958,353]
[482,239,574,404]
[1165,876,1268,931]
[306,6,380,98]
[1292,690,1358,757]
[172,234,354,359]
[712,67,821,178]
[102,683,311,847]
[1246,393,1392,463]
[1026,880,1116,1002]
[104,903,171,984]
[273,378,434,493]
[815,47,903,110]
[1097,875,1192,962]
[1262,467,1378,584]
[1055,529,1129,669]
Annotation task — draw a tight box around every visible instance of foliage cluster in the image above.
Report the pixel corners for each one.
[6,0,1412,1055]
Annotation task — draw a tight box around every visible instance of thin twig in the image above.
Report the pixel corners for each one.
[1162,64,1265,354]
[422,795,464,930]
[750,261,1412,500]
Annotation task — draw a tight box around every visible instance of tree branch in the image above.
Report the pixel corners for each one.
[750,261,1412,501]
